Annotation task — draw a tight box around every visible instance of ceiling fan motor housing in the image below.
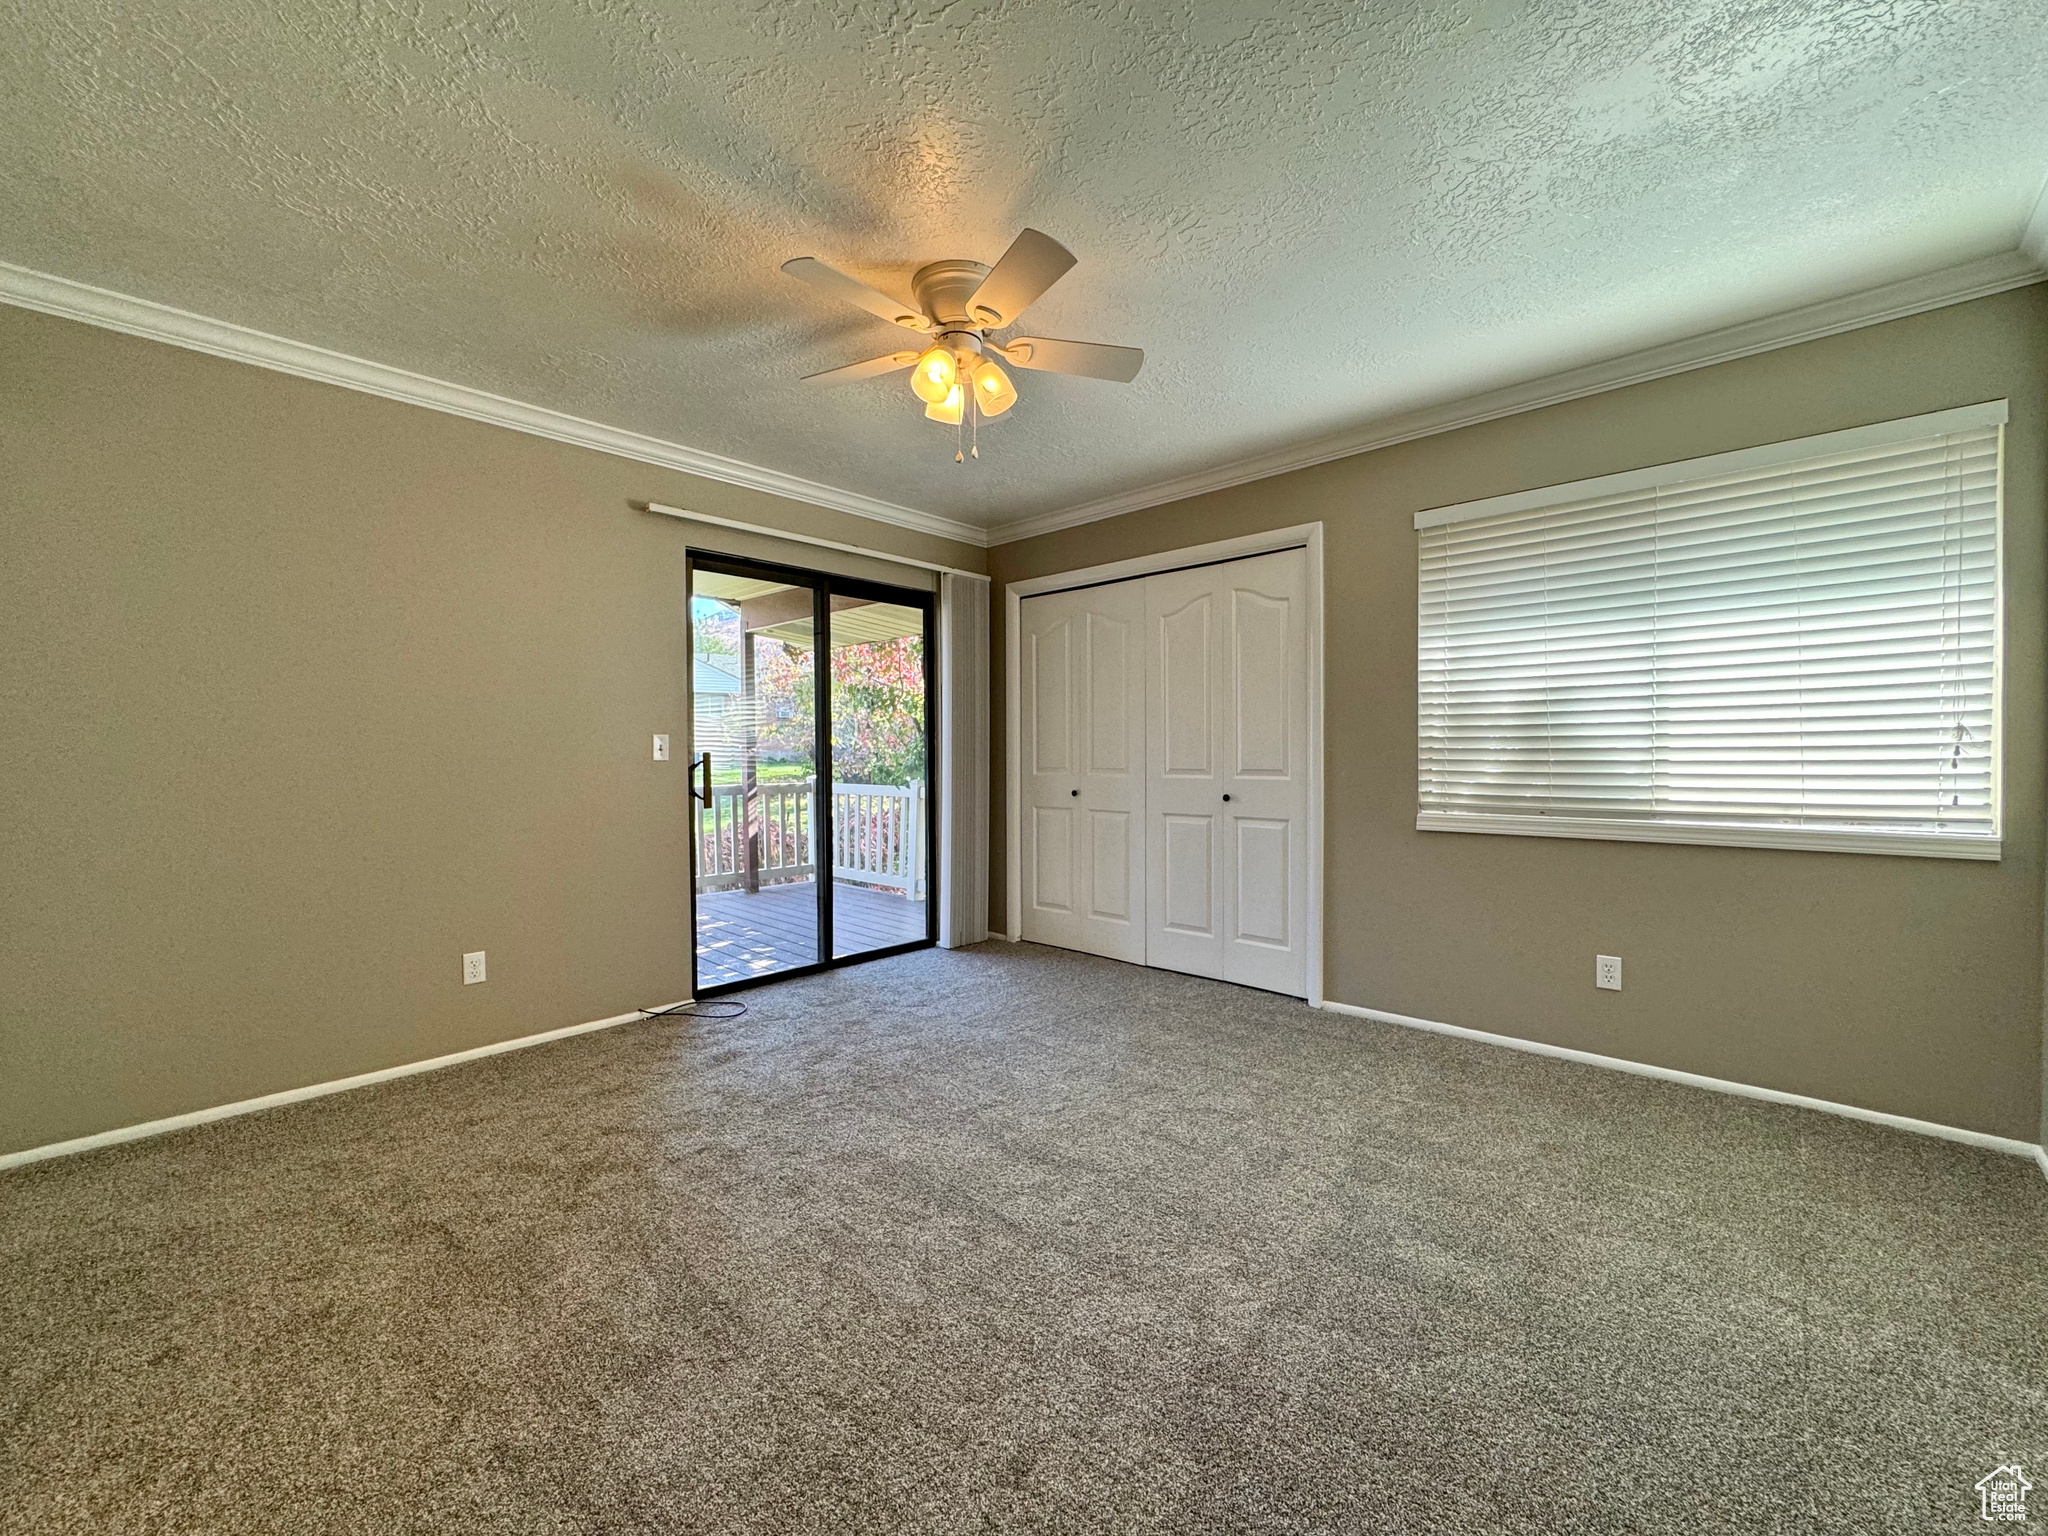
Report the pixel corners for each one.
[912,259,994,328]
[941,331,985,370]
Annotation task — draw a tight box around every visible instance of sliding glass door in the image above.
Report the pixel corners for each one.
[687,552,936,994]
[689,560,823,987]
[828,594,931,959]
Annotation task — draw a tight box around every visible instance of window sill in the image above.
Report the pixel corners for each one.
[1415,811,2001,861]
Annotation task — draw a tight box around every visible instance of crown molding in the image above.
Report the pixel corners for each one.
[2021,171,2048,271]
[0,260,990,549]
[987,248,2048,546]
[10,246,2041,558]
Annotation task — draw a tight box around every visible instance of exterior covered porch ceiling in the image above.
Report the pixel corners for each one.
[696,571,922,650]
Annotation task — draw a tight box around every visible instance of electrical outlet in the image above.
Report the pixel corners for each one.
[653,734,670,761]
[463,951,486,985]
[1596,955,1622,991]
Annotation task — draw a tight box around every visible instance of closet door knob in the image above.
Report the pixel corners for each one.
[1070,788,1079,797]
[1222,793,1232,802]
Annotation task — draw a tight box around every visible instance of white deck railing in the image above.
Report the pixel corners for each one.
[696,778,924,899]
[696,780,814,893]
[831,782,926,898]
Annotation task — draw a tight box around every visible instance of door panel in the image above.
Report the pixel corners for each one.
[1031,623,1072,773]
[1087,613,1132,773]
[1145,548,1309,994]
[1145,567,1226,978]
[1158,594,1213,776]
[1161,815,1216,936]
[691,566,823,990]
[1088,810,1132,920]
[1218,551,1309,995]
[1233,818,1290,946]
[1232,589,1290,778]
[829,596,932,960]
[1032,806,1074,912]
[1019,583,1146,961]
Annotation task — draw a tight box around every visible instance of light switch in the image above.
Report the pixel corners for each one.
[653,734,670,761]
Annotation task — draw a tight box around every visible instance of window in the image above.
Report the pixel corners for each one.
[1416,403,2004,859]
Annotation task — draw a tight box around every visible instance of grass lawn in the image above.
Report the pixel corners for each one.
[709,761,814,787]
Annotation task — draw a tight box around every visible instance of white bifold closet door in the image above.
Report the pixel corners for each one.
[1019,547,1309,997]
[1145,548,1308,996]
[1017,578,1148,962]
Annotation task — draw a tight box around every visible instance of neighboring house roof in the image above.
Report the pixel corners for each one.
[694,655,740,695]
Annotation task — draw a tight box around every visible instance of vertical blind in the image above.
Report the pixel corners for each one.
[1416,415,2002,858]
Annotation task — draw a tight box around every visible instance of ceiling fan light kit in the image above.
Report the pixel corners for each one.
[910,343,957,404]
[972,357,1018,417]
[783,229,1143,461]
[924,382,965,425]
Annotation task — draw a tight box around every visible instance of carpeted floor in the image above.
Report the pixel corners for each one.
[3,941,2043,1534]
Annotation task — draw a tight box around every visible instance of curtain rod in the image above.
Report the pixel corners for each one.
[640,501,991,581]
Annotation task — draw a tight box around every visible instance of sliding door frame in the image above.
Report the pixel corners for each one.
[687,549,938,997]
[1002,523,1325,1007]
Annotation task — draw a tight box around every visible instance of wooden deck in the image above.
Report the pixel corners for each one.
[696,880,930,988]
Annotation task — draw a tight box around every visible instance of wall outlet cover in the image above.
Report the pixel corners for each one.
[1596,954,1622,991]
[463,951,486,985]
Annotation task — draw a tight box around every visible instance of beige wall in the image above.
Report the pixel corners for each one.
[0,305,984,1154]
[989,286,2047,1142]
[8,288,2042,1153]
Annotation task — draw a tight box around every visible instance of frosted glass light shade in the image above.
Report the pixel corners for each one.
[911,346,957,405]
[924,382,964,424]
[971,359,1018,417]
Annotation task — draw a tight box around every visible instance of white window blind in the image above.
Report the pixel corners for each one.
[1416,406,2003,859]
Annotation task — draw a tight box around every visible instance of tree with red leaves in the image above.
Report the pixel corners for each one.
[755,636,925,786]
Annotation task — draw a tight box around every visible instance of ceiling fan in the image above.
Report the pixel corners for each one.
[781,229,1143,458]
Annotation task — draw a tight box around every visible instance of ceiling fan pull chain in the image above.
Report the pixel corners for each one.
[971,394,980,458]
[955,409,964,464]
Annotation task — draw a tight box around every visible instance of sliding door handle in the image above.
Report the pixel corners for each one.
[693,752,713,804]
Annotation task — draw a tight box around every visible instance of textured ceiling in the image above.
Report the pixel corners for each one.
[2,1,2044,530]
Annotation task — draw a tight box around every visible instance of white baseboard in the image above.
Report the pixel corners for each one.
[0,1001,688,1171]
[11,991,2041,1181]
[1315,998,2041,1161]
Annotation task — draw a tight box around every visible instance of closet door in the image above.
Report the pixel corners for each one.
[1143,564,1228,978]
[1018,582,1146,961]
[1145,548,1309,996]
[1216,549,1309,995]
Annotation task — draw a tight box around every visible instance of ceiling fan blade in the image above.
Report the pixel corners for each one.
[802,351,921,385]
[1001,336,1144,383]
[781,258,928,330]
[963,229,1076,327]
